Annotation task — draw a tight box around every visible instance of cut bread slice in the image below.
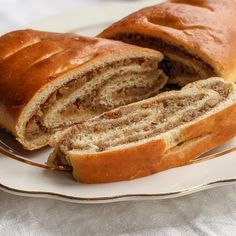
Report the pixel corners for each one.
[99,0,236,86]
[0,29,166,150]
[48,78,236,183]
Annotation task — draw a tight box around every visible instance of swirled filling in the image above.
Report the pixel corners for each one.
[111,34,216,86]
[25,57,167,141]
[57,79,231,156]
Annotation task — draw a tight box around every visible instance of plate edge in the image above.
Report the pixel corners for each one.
[1,179,236,203]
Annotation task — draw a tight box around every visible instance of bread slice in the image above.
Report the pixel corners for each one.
[0,29,166,150]
[48,78,236,183]
[99,0,236,86]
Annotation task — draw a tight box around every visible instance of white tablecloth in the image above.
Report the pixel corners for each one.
[0,1,236,235]
[1,186,236,235]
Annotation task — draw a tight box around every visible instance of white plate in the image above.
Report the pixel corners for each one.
[1,0,236,204]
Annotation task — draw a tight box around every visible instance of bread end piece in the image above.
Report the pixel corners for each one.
[0,29,166,150]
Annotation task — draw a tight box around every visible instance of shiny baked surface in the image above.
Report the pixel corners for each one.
[99,0,236,81]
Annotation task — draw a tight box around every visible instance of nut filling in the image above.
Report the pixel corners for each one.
[25,57,167,141]
[53,79,231,168]
[111,34,217,86]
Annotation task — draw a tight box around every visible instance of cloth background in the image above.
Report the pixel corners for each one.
[0,0,236,235]
[1,186,236,235]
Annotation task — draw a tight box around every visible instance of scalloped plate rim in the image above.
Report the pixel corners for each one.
[1,179,236,204]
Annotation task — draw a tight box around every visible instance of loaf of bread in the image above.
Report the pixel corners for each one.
[48,78,236,183]
[99,0,236,86]
[0,29,167,150]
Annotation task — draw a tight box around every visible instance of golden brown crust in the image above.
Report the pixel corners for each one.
[68,102,236,184]
[0,29,162,136]
[99,0,236,82]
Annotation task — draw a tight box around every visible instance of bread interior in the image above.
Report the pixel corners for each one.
[49,78,234,168]
[23,56,167,148]
[111,34,217,86]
